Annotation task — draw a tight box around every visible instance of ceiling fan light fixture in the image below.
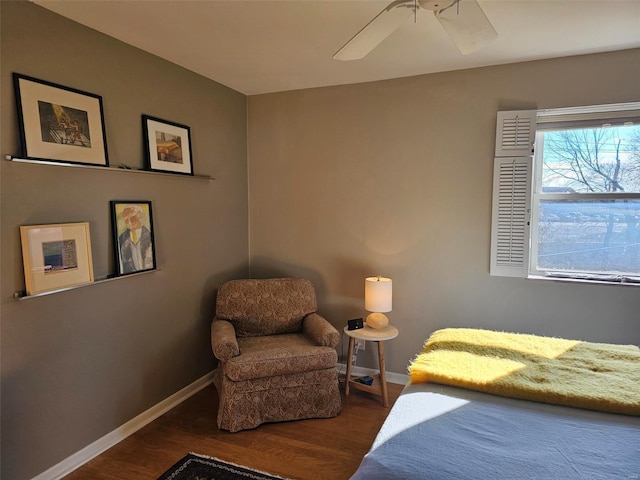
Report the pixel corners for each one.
[333,0,496,61]
[418,0,457,11]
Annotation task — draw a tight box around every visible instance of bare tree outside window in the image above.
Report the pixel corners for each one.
[534,124,640,276]
[541,127,640,193]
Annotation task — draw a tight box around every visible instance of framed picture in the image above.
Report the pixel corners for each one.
[13,73,109,166]
[110,201,157,276]
[20,222,95,296]
[142,115,193,175]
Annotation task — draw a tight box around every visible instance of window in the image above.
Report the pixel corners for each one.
[491,103,640,284]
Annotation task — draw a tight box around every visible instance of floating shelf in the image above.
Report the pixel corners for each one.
[14,269,160,300]
[5,155,214,181]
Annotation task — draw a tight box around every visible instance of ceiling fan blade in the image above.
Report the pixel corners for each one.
[435,0,497,55]
[334,0,415,61]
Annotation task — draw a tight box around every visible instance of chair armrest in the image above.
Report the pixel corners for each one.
[303,313,339,348]
[211,318,239,362]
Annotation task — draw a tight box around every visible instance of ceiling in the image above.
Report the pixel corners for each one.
[33,0,640,96]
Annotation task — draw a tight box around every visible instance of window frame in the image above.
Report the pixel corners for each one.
[491,103,640,285]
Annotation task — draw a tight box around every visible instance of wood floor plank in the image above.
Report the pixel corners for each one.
[62,381,404,480]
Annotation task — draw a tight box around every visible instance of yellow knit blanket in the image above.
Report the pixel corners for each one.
[408,328,640,416]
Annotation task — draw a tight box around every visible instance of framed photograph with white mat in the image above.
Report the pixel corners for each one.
[13,73,109,166]
[20,222,94,296]
[142,115,193,175]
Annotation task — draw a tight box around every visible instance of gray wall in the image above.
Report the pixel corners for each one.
[3,2,640,479]
[1,2,249,479]
[248,49,640,373]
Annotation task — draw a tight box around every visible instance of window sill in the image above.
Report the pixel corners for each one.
[528,273,640,287]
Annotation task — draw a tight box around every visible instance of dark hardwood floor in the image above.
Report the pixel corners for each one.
[62,380,404,480]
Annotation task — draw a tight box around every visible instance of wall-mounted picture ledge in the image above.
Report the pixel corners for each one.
[5,155,215,180]
[13,268,160,300]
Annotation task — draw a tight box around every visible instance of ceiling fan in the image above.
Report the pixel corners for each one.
[333,0,497,61]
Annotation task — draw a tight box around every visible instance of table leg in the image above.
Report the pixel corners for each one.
[345,336,355,396]
[377,340,389,407]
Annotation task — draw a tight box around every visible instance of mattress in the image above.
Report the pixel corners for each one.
[349,382,640,480]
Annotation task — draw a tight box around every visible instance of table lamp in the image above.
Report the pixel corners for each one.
[365,275,392,329]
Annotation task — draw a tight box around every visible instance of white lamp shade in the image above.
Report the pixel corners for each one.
[365,276,392,313]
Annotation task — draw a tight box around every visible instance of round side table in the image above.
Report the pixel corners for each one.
[343,325,399,407]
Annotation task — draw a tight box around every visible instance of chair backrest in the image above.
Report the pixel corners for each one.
[216,278,318,337]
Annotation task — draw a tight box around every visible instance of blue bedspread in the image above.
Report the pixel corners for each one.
[350,383,640,480]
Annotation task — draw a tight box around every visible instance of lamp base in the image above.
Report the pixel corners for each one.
[365,312,389,329]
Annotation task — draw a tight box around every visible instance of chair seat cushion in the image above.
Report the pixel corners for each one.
[225,333,338,382]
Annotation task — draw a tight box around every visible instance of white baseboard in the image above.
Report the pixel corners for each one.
[337,362,409,386]
[32,371,215,480]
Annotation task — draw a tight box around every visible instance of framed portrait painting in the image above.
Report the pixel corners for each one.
[142,115,193,175]
[111,201,156,276]
[13,73,109,166]
[20,222,95,295]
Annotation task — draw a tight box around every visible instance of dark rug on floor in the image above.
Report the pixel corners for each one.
[157,453,292,480]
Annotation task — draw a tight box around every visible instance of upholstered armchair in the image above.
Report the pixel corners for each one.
[211,278,341,432]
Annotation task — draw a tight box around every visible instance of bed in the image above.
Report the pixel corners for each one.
[350,328,640,480]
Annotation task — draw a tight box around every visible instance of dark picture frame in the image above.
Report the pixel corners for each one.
[142,115,193,175]
[13,73,109,166]
[110,201,156,276]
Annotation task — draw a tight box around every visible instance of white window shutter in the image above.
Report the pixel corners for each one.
[490,157,532,277]
[495,110,536,157]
